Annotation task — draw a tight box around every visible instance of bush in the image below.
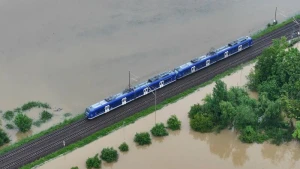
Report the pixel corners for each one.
[21,101,50,111]
[118,142,129,152]
[6,124,14,129]
[167,115,181,130]
[0,129,10,146]
[150,123,169,137]
[239,126,258,143]
[134,132,151,145]
[40,110,53,122]
[71,167,79,169]
[33,120,43,127]
[100,147,118,163]
[190,114,213,133]
[86,154,101,169]
[14,113,33,132]
[3,111,14,121]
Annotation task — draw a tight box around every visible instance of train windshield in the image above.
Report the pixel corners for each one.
[85,108,89,116]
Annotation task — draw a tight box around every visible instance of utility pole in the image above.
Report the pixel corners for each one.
[274,7,278,24]
[129,71,131,89]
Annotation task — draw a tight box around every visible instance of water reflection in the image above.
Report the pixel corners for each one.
[189,129,250,167]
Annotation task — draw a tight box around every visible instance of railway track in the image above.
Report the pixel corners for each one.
[0,21,299,169]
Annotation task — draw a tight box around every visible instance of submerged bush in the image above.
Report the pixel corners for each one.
[100,147,118,163]
[5,124,14,129]
[0,129,10,146]
[40,110,53,122]
[86,154,101,169]
[150,123,169,137]
[134,132,151,145]
[3,111,14,121]
[70,167,79,169]
[118,142,129,152]
[167,115,181,130]
[21,101,50,111]
[14,113,33,132]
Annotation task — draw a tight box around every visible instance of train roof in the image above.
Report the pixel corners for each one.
[148,71,174,82]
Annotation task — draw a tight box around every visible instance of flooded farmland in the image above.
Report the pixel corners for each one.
[36,61,300,169]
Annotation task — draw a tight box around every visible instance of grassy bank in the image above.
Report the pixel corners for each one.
[4,12,300,169]
[251,14,300,39]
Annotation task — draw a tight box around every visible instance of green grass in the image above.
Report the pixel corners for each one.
[251,14,300,39]
[7,12,300,168]
[64,113,72,118]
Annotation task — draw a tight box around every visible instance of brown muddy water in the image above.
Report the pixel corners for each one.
[1,0,300,145]
[36,62,300,169]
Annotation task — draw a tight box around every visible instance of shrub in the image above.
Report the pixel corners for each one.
[40,110,53,122]
[33,120,43,127]
[0,129,10,146]
[100,147,118,163]
[14,113,33,132]
[6,124,14,129]
[71,167,79,169]
[86,154,101,169]
[167,115,181,130]
[150,123,169,137]
[134,132,151,145]
[64,113,72,117]
[190,114,213,133]
[239,126,258,143]
[3,111,14,121]
[21,101,51,111]
[118,142,129,152]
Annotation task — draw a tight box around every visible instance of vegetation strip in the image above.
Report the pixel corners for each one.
[0,13,297,168]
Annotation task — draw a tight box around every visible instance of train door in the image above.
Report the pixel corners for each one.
[206,59,210,66]
[105,105,110,113]
[143,88,149,95]
[159,81,164,88]
[122,98,127,105]
[238,45,242,52]
[191,66,196,73]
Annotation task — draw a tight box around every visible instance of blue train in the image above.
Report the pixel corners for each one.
[85,36,253,119]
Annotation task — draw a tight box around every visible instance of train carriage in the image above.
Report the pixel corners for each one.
[86,36,253,119]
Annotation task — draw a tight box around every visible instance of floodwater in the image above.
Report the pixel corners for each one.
[36,61,300,169]
[1,0,300,146]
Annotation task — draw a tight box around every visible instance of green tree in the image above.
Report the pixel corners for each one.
[261,100,283,128]
[239,126,257,143]
[219,101,236,127]
[100,147,118,163]
[188,104,201,119]
[211,80,228,121]
[234,105,257,130]
[292,121,300,140]
[190,114,213,133]
[14,113,33,132]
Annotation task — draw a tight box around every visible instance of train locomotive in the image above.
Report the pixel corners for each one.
[85,36,253,119]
